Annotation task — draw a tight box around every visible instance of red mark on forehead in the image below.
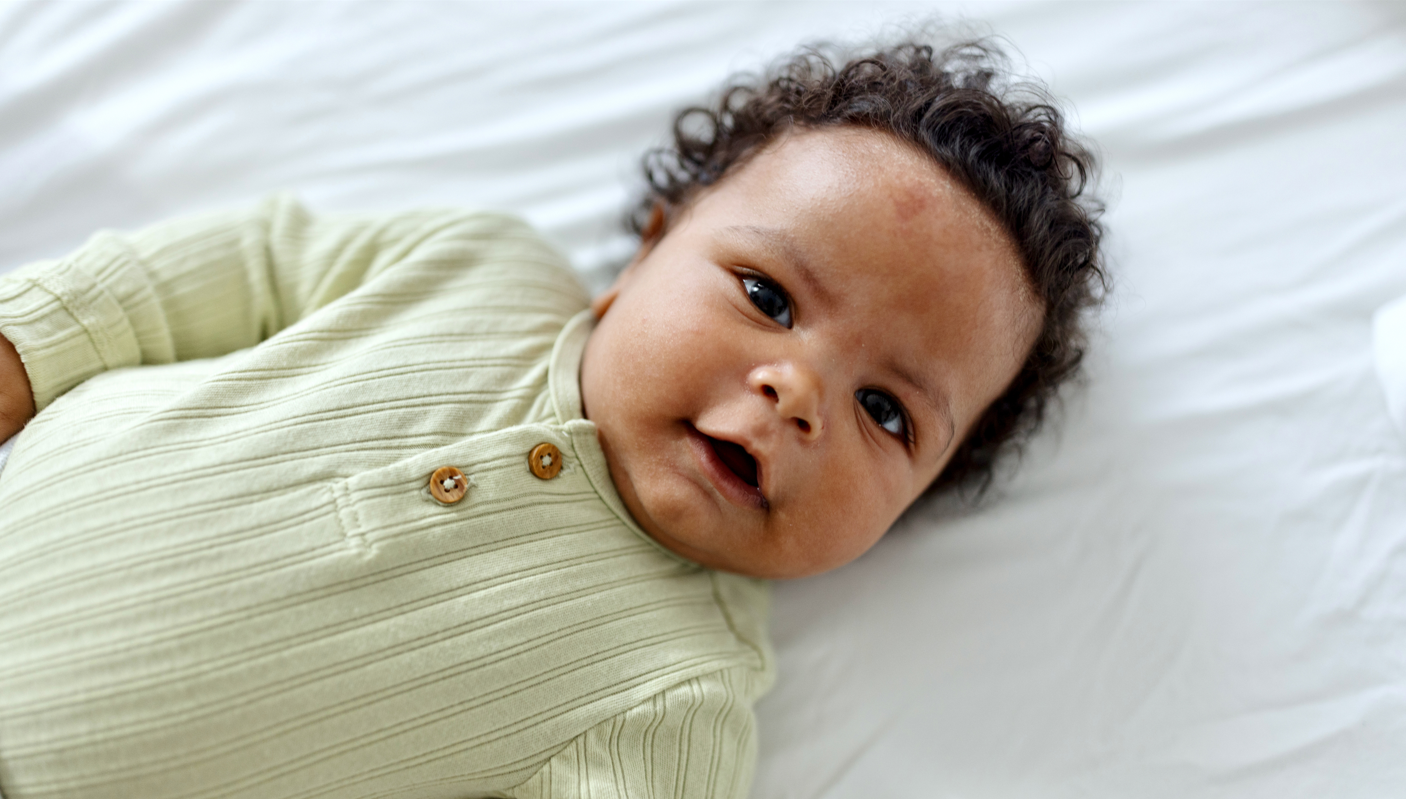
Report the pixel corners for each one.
[890,183,931,224]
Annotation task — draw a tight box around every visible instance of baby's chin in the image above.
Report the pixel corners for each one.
[594,420,855,579]
[618,482,775,576]
[627,473,859,579]
[621,485,763,574]
[640,517,843,580]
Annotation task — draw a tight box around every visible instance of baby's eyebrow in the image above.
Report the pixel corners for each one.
[890,362,956,453]
[724,225,833,307]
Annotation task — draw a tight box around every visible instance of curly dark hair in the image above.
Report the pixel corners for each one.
[629,37,1107,495]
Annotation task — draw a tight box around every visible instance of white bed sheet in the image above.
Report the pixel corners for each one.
[1375,294,1406,436]
[2,2,1405,797]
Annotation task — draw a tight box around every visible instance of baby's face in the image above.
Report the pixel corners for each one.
[580,128,1040,579]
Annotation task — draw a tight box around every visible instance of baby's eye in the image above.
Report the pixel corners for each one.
[856,388,911,443]
[742,277,792,328]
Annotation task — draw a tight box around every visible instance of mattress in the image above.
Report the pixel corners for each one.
[2,2,1404,797]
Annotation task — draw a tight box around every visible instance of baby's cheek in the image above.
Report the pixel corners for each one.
[814,469,892,549]
[869,468,924,538]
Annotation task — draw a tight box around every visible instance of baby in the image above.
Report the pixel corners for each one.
[0,39,1102,799]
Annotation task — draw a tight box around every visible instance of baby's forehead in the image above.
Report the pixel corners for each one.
[723,129,1018,255]
[687,131,1036,378]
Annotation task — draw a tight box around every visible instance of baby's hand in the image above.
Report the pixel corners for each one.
[0,333,35,441]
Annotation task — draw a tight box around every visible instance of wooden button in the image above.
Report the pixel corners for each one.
[528,442,562,480]
[429,466,468,504]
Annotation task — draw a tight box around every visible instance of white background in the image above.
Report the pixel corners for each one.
[3,2,1405,797]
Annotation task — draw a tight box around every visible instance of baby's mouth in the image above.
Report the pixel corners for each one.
[686,423,768,511]
[708,436,759,488]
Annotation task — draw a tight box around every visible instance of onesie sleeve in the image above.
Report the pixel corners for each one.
[504,667,765,799]
[0,194,511,412]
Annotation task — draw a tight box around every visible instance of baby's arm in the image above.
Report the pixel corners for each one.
[0,195,501,426]
[506,668,762,799]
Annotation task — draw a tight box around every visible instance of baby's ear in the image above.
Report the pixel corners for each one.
[627,200,671,271]
[593,202,670,318]
[590,284,621,318]
[640,200,667,245]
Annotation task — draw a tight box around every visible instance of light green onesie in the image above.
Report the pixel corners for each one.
[0,196,774,799]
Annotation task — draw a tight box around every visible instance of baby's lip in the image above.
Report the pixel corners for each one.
[686,424,769,511]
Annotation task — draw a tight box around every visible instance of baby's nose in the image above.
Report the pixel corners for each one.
[749,364,823,441]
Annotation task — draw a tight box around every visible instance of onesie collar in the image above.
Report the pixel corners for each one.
[549,309,592,425]
[547,309,700,569]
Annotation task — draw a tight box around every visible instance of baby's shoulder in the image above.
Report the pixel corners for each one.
[708,572,775,681]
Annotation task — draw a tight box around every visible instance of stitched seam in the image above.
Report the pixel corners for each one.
[330,480,370,555]
[708,573,766,669]
[29,252,136,372]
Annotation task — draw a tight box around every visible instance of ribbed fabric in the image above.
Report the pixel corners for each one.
[0,197,773,799]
